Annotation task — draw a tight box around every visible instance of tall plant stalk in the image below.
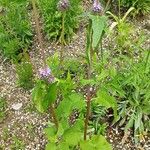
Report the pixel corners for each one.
[31,0,44,54]
[59,13,66,66]
[31,0,59,129]
[50,105,59,129]
[84,22,92,140]
[84,64,92,140]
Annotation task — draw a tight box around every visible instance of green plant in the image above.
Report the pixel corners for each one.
[16,61,34,89]
[0,97,7,123]
[0,0,32,61]
[120,0,150,15]
[32,10,114,150]
[89,104,107,135]
[10,136,25,150]
[107,7,136,55]
[38,0,82,43]
[105,51,150,142]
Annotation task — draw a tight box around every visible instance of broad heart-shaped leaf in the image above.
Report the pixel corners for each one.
[80,140,95,150]
[95,89,118,121]
[69,93,85,111]
[56,93,85,119]
[80,135,112,150]
[63,129,82,147]
[57,142,69,150]
[45,142,56,150]
[90,15,107,49]
[92,135,112,150]
[44,125,57,142]
[32,81,47,113]
[32,81,57,113]
[44,82,57,106]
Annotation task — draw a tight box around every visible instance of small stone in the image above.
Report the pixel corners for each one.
[12,103,23,110]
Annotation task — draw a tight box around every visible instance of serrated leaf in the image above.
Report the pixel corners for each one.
[95,89,118,121]
[92,135,112,150]
[57,93,85,119]
[80,135,112,150]
[80,140,95,150]
[44,126,57,142]
[45,82,57,106]
[45,143,56,150]
[57,142,69,150]
[69,93,85,111]
[95,90,117,109]
[63,129,82,146]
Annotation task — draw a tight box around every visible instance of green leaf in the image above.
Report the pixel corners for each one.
[95,90,117,109]
[45,82,57,106]
[95,89,118,121]
[68,93,85,111]
[92,135,112,150]
[57,93,85,119]
[80,135,112,150]
[32,81,47,113]
[125,114,134,132]
[63,129,82,146]
[44,126,57,142]
[80,140,95,150]
[45,143,56,150]
[56,123,65,137]
[57,142,69,150]
[90,15,107,49]
[85,20,92,64]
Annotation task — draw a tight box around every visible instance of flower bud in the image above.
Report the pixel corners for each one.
[92,0,103,14]
[39,66,55,83]
[57,0,70,12]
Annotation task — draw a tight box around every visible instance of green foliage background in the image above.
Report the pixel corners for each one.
[38,0,82,42]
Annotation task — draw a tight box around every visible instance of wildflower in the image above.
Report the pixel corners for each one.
[92,0,103,14]
[39,66,51,78]
[57,0,70,11]
[39,66,55,83]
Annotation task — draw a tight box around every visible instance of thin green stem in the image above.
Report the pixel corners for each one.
[118,0,121,19]
[145,50,150,70]
[103,0,112,13]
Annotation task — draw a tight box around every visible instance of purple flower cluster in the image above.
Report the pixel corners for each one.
[92,0,103,14]
[57,0,70,11]
[39,66,55,83]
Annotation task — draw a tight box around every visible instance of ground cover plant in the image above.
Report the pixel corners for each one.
[38,0,82,44]
[0,0,32,61]
[0,0,150,149]
[120,0,150,15]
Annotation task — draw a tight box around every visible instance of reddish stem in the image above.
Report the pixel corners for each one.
[50,105,59,129]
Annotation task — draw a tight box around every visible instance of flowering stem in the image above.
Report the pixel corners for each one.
[31,0,46,65]
[84,63,92,140]
[50,105,59,129]
[59,13,66,66]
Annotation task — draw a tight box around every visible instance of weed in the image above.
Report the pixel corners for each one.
[0,97,7,123]
[16,61,34,89]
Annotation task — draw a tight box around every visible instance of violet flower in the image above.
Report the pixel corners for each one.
[39,66,55,83]
[92,0,103,14]
[57,0,70,11]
